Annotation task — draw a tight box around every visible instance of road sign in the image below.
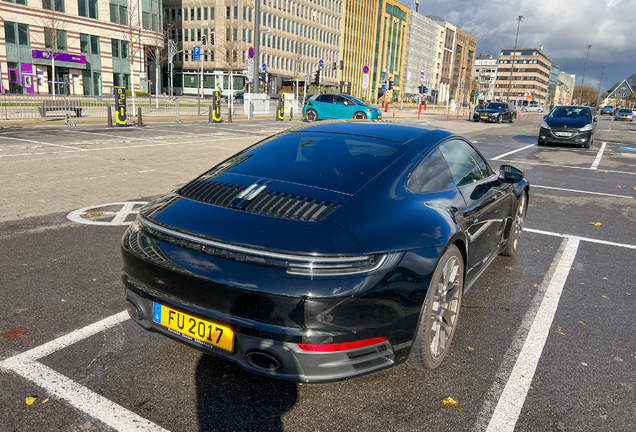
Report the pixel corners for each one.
[262,63,267,71]
[382,86,387,92]
[362,74,369,90]
[247,58,254,81]
[362,65,369,74]
[474,92,479,97]
[139,72,147,79]
[319,59,324,68]
[193,46,201,61]
[421,65,425,72]
[424,88,429,94]
[420,76,425,85]
[248,47,254,59]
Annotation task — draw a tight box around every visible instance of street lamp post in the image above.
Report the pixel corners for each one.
[596,64,605,108]
[506,15,523,107]
[579,45,592,104]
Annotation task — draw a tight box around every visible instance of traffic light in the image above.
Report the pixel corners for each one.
[339,60,344,70]
[209,31,215,46]
[258,72,266,82]
[312,71,320,85]
[387,79,393,91]
[201,34,208,46]
[332,61,337,70]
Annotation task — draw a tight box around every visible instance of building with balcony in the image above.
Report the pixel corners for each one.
[164,0,344,96]
[473,53,497,102]
[494,47,552,106]
[403,10,443,103]
[0,0,163,96]
[427,16,477,107]
[341,0,408,103]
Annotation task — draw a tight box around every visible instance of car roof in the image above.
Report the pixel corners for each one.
[289,121,453,146]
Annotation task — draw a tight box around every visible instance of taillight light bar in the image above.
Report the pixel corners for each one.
[298,337,387,352]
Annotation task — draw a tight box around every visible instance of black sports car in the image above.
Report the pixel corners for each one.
[539,106,597,148]
[473,102,518,123]
[121,122,529,382]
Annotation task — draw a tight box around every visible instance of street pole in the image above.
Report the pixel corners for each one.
[506,15,523,106]
[253,0,260,94]
[596,64,605,108]
[579,44,592,104]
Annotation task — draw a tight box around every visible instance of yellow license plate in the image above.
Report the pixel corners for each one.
[153,302,234,352]
[481,116,488,119]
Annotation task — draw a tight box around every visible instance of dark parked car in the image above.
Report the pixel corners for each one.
[601,106,614,115]
[121,122,529,382]
[539,106,597,148]
[473,102,518,123]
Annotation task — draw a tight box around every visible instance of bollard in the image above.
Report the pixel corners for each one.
[457,111,459,121]
[137,107,143,127]
[208,107,213,123]
[447,114,450,121]
[107,106,113,128]
[393,109,395,118]
[418,110,420,120]
[424,102,427,111]
[290,107,293,121]
[532,114,534,120]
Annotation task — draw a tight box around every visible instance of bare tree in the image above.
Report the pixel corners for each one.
[145,15,174,108]
[572,85,599,106]
[220,17,245,112]
[292,34,308,100]
[33,0,72,99]
[118,0,145,113]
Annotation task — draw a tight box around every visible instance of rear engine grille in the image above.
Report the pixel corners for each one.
[179,180,338,222]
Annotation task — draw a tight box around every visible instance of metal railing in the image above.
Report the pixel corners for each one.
[0,94,280,121]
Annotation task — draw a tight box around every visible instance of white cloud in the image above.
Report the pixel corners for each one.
[399,0,636,88]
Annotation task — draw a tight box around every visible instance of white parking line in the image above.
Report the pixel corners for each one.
[492,144,536,161]
[525,228,636,250]
[497,159,636,176]
[486,237,580,432]
[0,136,85,151]
[590,142,607,169]
[532,184,633,199]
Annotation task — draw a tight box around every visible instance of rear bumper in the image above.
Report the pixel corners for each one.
[124,285,396,382]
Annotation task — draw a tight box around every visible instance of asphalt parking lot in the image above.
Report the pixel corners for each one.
[1,115,635,431]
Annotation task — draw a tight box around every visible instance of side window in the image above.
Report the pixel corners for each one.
[407,149,456,193]
[317,94,332,103]
[439,139,492,187]
[332,95,346,105]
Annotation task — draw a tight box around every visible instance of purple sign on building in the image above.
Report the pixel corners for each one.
[32,50,86,64]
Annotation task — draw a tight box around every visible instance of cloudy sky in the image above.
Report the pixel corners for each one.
[397,0,636,91]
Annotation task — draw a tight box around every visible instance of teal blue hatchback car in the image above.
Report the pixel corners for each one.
[303,94,383,121]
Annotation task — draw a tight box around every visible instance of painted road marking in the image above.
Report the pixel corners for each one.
[492,144,536,161]
[0,136,85,151]
[532,184,633,199]
[620,146,636,152]
[67,202,148,226]
[486,237,580,432]
[525,228,636,250]
[497,159,636,176]
[590,142,607,169]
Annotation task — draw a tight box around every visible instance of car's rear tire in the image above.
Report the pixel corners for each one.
[407,245,463,370]
[502,192,527,257]
[305,109,318,122]
[353,111,367,120]
[510,114,516,123]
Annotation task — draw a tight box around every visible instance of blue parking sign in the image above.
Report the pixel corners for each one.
[193,46,201,61]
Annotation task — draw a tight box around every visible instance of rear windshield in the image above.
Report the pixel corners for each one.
[485,103,505,110]
[618,109,632,113]
[549,107,591,119]
[223,132,406,195]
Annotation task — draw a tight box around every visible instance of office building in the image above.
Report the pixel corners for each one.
[495,47,552,106]
[341,0,409,102]
[0,0,163,95]
[164,0,344,95]
[403,11,443,103]
[473,53,497,102]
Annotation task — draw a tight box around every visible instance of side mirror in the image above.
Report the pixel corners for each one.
[344,101,349,106]
[543,115,547,119]
[594,116,598,122]
[498,165,524,183]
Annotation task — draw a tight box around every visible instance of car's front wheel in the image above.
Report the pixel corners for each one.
[502,192,527,257]
[497,115,503,124]
[353,111,367,120]
[510,114,516,123]
[305,109,318,122]
[407,245,463,370]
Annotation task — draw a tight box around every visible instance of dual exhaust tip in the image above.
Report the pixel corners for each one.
[127,299,283,373]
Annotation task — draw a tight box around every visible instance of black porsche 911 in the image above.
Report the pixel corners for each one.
[121,121,529,382]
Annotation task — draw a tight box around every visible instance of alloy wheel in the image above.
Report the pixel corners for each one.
[428,256,462,360]
[513,194,526,251]
[353,112,366,120]
[306,109,318,122]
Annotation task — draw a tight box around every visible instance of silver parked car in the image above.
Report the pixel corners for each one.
[614,108,634,121]
[521,105,544,113]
